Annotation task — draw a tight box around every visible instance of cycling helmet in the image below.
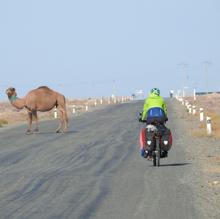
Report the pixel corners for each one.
[151,88,160,96]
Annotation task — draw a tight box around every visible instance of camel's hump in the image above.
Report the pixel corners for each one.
[37,86,51,90]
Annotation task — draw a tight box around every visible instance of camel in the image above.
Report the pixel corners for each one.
[6,86,68,134]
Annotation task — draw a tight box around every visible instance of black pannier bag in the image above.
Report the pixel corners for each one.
[145,129,155,152]
[161,128,172,151]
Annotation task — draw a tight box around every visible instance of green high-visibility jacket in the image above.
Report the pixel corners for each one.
[141,93,167,120]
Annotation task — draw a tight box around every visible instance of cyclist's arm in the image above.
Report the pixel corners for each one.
[162,100,167,116]
[141,99,148,120]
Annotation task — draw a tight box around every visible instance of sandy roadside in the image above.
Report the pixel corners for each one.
[173,98,220,219]
[0,97,128,128]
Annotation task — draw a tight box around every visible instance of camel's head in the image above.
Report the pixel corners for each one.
[6,87,17,100]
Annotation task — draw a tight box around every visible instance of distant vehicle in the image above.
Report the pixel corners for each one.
[135,90,144,100]
[169,90,174,98]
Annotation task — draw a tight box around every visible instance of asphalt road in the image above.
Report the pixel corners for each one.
[0,100,205,219]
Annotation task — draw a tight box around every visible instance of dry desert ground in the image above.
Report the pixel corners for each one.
[0,97,122,127]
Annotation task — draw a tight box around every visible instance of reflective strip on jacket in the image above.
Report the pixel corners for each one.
[141,93,167,120]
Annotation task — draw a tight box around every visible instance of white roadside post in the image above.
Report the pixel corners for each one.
[206,117,212,136]
[100,99,103,105]
[54,108,57,119]
[192,106,196,115]
[200,108,204,122]
[193,89,196,101]
[94,100,97,107]
[72,106,76,114]
[188,105,192,114]
[85,105,88,111]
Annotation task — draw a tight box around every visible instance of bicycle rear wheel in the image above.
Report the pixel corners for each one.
[153,153,156,166]
[156,138,160,166]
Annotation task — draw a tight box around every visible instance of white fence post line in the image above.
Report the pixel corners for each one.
[206,117,212,135]
[54,108,57,119]
[192,106,196,115]
[200,108,204,122]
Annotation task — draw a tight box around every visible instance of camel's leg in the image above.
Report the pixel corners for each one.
[58,109,68,132]
[56,96,68,133]
[56,107,68,133]
[56,119,62,133]
[32,110,39,133]
[61,109,68,132]
[26,112,33,134]
[55,107,63,133]
[63,110,68,132]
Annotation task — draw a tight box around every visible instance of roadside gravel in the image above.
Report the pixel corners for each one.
[171,99,220,219]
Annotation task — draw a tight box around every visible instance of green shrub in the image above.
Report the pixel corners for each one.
[0,119,8,127]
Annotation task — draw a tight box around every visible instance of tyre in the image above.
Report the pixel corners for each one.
[153,154,156,166]
[155,138,160,166]
[157,152,160,166]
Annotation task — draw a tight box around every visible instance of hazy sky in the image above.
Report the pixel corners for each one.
[0,0,219,100]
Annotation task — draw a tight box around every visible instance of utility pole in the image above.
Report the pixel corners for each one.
[202,61,212,94]
[112,80,116,98]
[178,63,189,97]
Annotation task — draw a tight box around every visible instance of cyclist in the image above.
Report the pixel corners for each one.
[139,88,170,159]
